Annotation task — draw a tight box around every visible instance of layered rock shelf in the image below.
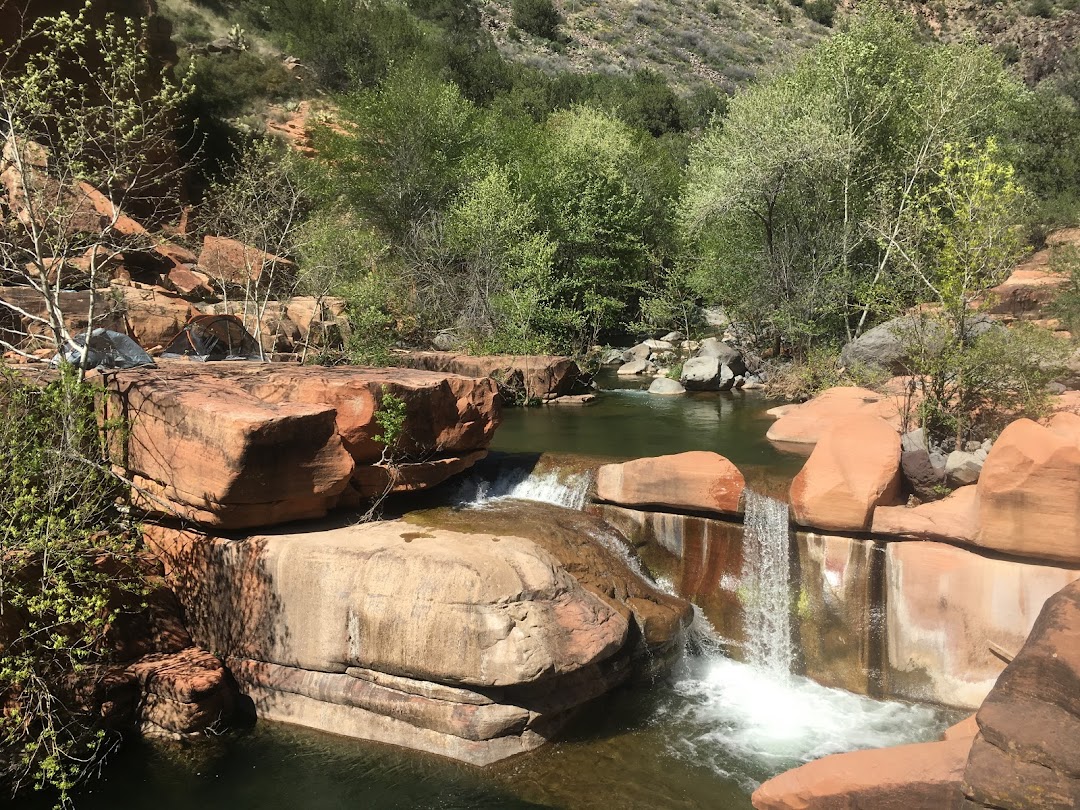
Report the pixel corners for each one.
[105,363,501,529]
[145,512,690,765]
[393,350,583,402]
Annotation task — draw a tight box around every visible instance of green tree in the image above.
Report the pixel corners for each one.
[526,106,680,349]
[679,4,1025,354]
[320,62,480,241]
[512,0,562,40]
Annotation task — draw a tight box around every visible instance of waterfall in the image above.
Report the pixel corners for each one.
[454,465,591,510]
[739,489,793,677]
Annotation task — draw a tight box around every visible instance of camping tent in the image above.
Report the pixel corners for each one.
[54,328,155,369]
[161,314,262,361]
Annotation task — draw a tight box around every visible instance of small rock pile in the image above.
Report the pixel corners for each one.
[602,333,766,394]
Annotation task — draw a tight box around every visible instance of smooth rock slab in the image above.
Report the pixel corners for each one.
[596,452,745,517]
[767,386,903,447]
[145,521,629,688]
[752,737,971,810]
[885,541,1080,709]
[789,415,902,532]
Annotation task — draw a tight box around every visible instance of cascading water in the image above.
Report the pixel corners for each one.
[453,464,591,510]
[738,490,793,677]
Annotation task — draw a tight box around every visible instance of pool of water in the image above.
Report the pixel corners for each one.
[18,371,958,810]
[491,371,805,487]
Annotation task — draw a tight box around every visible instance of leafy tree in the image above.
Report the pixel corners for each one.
[680,4,1026,354]
[443,168,560,353]
[320,62,480,241]
[525,106,680,348]
[0,368,142,804]
[886,141,1061,446]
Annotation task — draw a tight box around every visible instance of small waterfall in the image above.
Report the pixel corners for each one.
[454,465,591,510]
[739,490,793,677]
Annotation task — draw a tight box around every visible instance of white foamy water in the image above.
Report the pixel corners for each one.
[662,656,946,791]
[453,466,591,510]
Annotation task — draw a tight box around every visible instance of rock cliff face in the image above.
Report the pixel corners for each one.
[105,363,501,529]
[961,578,1080,810]
[394,351,582,401]
[145,508,690,765]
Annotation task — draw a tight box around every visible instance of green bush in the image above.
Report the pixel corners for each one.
[804,0,837,25]
[512,0,562,40]
[0,368,143,804]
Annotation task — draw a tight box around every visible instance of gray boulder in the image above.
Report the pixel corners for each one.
[598,348,625,365]
[648,377,686,396]
[624,343,651,362]
[901,428,928,454]
[432,331,458,352]
[841,314,1002,375]
[680,356,722,390]
[617,359,652,376]
[661,331,684,343]
[945,450,983,487]
[717,364,737,391]
[741,374,766,390]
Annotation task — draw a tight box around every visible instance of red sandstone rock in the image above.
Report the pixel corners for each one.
[962,578,1080,809]
[766,386,903,447]
[114,285,196,347]
[595,451,745,516]
[976,417,1080,564]
[109,366,355,528]
[872,485,979,545]
[884,541,1080,709]
[752,737,971,810]
[944,714,979,742]
[76,182,148,238]
[790,416,902,532]
[395,350,581,400]
[198,235,297,292]
[164,266,214,300]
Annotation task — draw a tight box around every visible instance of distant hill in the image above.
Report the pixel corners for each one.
[482,0,829,92]
[482,0,1080,91]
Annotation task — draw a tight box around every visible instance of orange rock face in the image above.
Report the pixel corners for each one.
[976,416,1080,564]
[790,416,902,532]
[198,235,298,292]
[884,541,1080,709]
[766,386,903,447]
[872,485,979,545]
[962,578,1080,810]
[595,451,745,516]
[752,737,971,810]
[108,364,501,529]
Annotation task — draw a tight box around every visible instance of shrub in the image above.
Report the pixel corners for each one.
[512,0,562,40]
[0,368,143,804]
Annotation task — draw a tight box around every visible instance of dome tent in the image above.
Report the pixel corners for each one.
[162,314,262,361]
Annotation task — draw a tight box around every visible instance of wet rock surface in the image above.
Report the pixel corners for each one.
[596,451,746,518]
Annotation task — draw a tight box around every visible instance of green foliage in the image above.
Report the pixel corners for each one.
[804,0,838,26]
[321,62,480,240]
[1050,245,1080,334]
[0,368,142,804]
[766,345,887,401]
[373,388,408,455]
[512,0,562,41]
[680,4,1026,355]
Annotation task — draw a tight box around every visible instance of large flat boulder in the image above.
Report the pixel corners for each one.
[752,737,972,810]
[790,416,902,532]
[394,351,581,401]
[107,364,500,528]
[766,386,902,447]
[976,416,1080,564]
[145,514,689,764]
[962,579,1080,809]
[595,451,745,517]
[884,541,1080,709]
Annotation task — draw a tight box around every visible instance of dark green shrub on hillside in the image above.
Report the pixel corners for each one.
[512,0,562,40]
[804,0,837,25]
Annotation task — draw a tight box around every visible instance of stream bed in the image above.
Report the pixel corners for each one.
[26,378,959,810]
